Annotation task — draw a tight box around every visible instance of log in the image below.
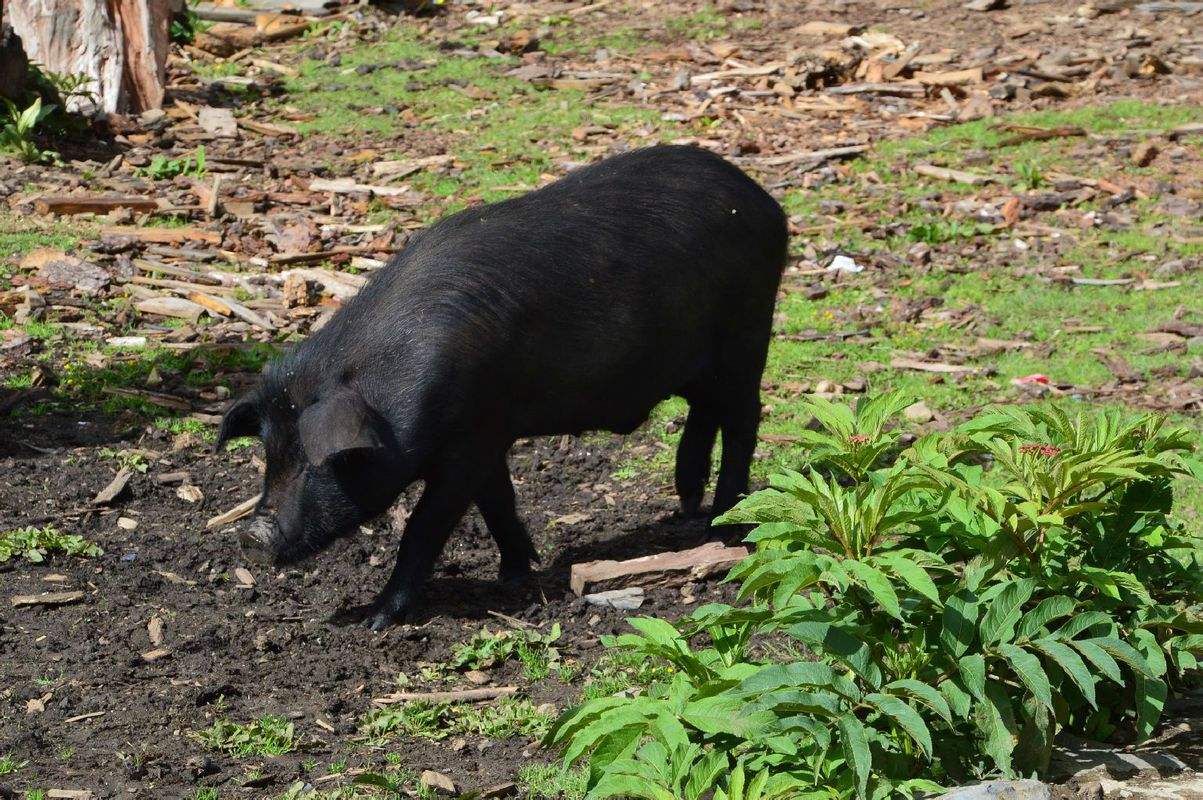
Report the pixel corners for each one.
[6,0,171,113]
[569,542,749,596]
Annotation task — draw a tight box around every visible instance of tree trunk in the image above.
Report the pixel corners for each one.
[3,0,171,113]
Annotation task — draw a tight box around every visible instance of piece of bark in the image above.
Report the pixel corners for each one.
[370,153,455,179]
[205,493,261,530]
[12,591,86,608]
[93,467,132,505]
[826,82,925,97]
[913,164,1001,185]
[136,296,207,323]
[915,67,983,86]
[103,225,222,244]
[570,542,748,596]
[34,195,160,216]
[372,686,518,707]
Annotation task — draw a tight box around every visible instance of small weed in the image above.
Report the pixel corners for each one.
[171,0,211,44]
[0,754,27,775]
[361,697,552,742]
[136,146,207,179]
[193,790,219,800]
[98,447,150,473]
[26,791,47,800]
[449,624,561,678]
[0,526,101,563]
[197,715,297,756]
[581,648,673,701]
[1015,159,1047,189]
[907,219,995,244]
[0,97,58,164]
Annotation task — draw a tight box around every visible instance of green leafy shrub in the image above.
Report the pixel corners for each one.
[0,526,102,563]
[196,715,296,756]
[547,395,1203,798]
[135,146,206,180]
[0,97,57,164]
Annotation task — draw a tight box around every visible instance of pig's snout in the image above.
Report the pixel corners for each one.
[239,515,280,564]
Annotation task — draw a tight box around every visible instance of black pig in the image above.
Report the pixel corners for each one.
[217,145,787,629]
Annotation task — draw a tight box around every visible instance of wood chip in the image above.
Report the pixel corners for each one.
[309,177,414,197]
[62,711,106,724]
[234,566,256,586]
[826,82,925,97]
[795,20,857,36]
[47,790,94,800]
[371,153,456,179]
[569,541,748,596]
[12,591,86,608]
[420,770,456,796]
[140,648,172,662]
[206,493,262,530]
[148,615,164,646]
[914,164,1002,184]
[372,686,518,707]
[92,467,132,505]
[198,106,238,138]
[890,357,983,375]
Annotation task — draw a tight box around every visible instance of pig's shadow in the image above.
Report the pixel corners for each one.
[331,508,731,626]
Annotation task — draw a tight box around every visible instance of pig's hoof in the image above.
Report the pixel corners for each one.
[678,493,704,518]
[361,596,412,630]
[365,610,397,631]
[498,562,532,585]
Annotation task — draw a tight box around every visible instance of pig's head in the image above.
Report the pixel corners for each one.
[216,377,404,564]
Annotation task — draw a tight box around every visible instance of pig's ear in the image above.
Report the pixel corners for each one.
[298,387,385,466]
[215,395,261,452]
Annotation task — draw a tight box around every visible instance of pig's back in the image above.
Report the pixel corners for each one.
[345,145,787,437]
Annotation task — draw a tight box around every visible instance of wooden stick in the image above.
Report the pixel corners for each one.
[206,493,261,530]
[372,686,518,707]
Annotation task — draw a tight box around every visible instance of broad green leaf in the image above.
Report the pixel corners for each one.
[1056,611,1114,640]
[588,725,643,789]
[1016,596,1076,640]
[588,772,675,800]
[1132,628,1168,678]
[875,553,941,606]
[837,714,871,799]
[681,695,776,739]
[1071,639,1123,685]
[884,679,953,724]
[1029,638,1097,709]
[785,621,881,688]
[1091,637,1156,679]
[958,654,987,702]
[1133,676,1167,742]
[980,579,1036,646]
[977,682,1018,775]
[866,692,933,758]
[942,589,980,657]
[563,705,655,767]
[938,679,972,720]
[844,560,902,619]
[627,617,686,649]
[999,643,1053,711]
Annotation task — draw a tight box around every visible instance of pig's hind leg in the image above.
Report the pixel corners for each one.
[674,396,720,517]
[475,455,541,583]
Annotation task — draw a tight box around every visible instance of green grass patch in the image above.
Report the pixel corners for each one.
[518,762,587,800]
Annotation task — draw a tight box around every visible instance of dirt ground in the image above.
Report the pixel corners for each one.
[3,0,1203,796]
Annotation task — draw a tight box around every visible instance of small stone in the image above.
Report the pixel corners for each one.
[464,670,490,685]
[1132,140,1160,167]
[964,0,1006,10]
[117,517,137,531]
[583,587,644,610]
[420,770,456,796]
[935,779,1050,800]
[903,401,934,424]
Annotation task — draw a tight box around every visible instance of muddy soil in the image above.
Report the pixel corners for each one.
[0,411,727,797]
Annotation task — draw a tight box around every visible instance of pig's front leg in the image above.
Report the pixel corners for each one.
[364,475,474,630]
